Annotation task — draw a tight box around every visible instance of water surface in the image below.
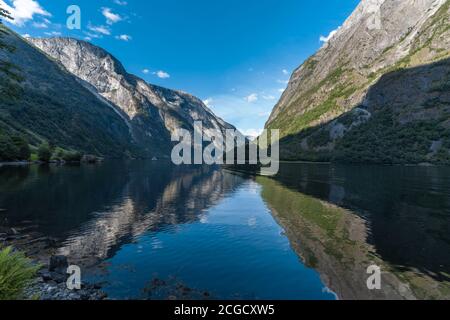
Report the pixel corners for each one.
[0,161,449,299]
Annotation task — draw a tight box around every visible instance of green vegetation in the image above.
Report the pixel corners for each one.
[0,132,30,161]
[0,247,40,300]
[307,128,331,148]
[0,133,83,162]
[0,25,146,159]
[37,142,52,162]
[1,8,23,100]
[268,64,357,138]
[52,147,82,162]
[334,110,450,164]
[268,2,450,165]
[36,143,82,163]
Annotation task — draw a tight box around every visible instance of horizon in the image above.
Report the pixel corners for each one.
[0,0,360,137]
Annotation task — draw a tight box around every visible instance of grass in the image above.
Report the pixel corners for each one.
[0,247,40,300]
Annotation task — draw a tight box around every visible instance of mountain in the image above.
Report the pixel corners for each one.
[0,25,140,159]
[0,25,241,161]
[266,0,450,164]
[29,37,242,152]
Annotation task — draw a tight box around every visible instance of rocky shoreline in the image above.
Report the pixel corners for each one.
[1,226,108,300]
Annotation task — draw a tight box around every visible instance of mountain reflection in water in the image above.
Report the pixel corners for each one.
[0,161,449,300]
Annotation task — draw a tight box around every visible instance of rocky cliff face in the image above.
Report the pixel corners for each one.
[0,25,140,158]
[29,38,242,152]
[266,0,450,163]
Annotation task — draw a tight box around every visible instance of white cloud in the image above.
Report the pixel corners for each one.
[153,70,170,79]
[0,0,51,26]
[116,34,131,41]
[277,79,289,85]
[44,31,61,36]
[320,26,341,43]
[241,128,264,138]
[262,95,276,101]
[113,0,128,5]
[32,21,47,28]
[142,69,150,74]
[83,31,102,39]
[87,23,111,35]
[102,7,122,25]
[278,88,285,93]
[22,33,30,38]
[282,69,289,75]
[203,98,213,107]
[244,93,258,103]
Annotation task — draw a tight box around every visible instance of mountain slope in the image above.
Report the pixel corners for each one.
[29,37,243,150]
[0,25,140,158]
[266,0,450,163]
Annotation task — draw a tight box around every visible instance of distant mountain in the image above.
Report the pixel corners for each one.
[29,37,243,152]
[266,0,450,164]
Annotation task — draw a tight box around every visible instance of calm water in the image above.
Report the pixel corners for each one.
[0,161,449,300]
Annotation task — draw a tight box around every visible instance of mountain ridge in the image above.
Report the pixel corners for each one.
[266,0,450,164]
[0,25,141,159]
[29,37,243,151]
[0,25,242,160]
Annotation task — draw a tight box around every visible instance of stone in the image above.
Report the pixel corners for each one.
[40,271,53,282]
[49,255,68,273]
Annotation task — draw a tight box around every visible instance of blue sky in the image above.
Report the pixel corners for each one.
[1,0,360,136]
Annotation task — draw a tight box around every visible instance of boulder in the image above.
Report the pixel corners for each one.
[49,255,68,273]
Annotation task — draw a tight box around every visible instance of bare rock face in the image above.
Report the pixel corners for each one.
[30,38,242,152]
[266,0,450,163]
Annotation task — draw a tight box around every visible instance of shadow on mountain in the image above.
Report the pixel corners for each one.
[278,58,450,164]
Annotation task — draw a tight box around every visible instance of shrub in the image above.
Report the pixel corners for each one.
[62,150,82,162]
[0,247,40,300]
[37,142,52,162]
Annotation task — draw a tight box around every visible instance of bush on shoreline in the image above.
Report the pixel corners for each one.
[0,246,40,300]
[37,142,52,162]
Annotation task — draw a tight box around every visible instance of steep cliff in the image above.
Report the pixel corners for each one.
[0,24,242,159]
[0,25,140,158]
[266,0,450,163]
[29,37,242,151]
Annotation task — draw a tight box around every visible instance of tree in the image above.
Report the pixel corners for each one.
[0,134,16,161]
[11,136,30,160]
[37,142,52,162]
